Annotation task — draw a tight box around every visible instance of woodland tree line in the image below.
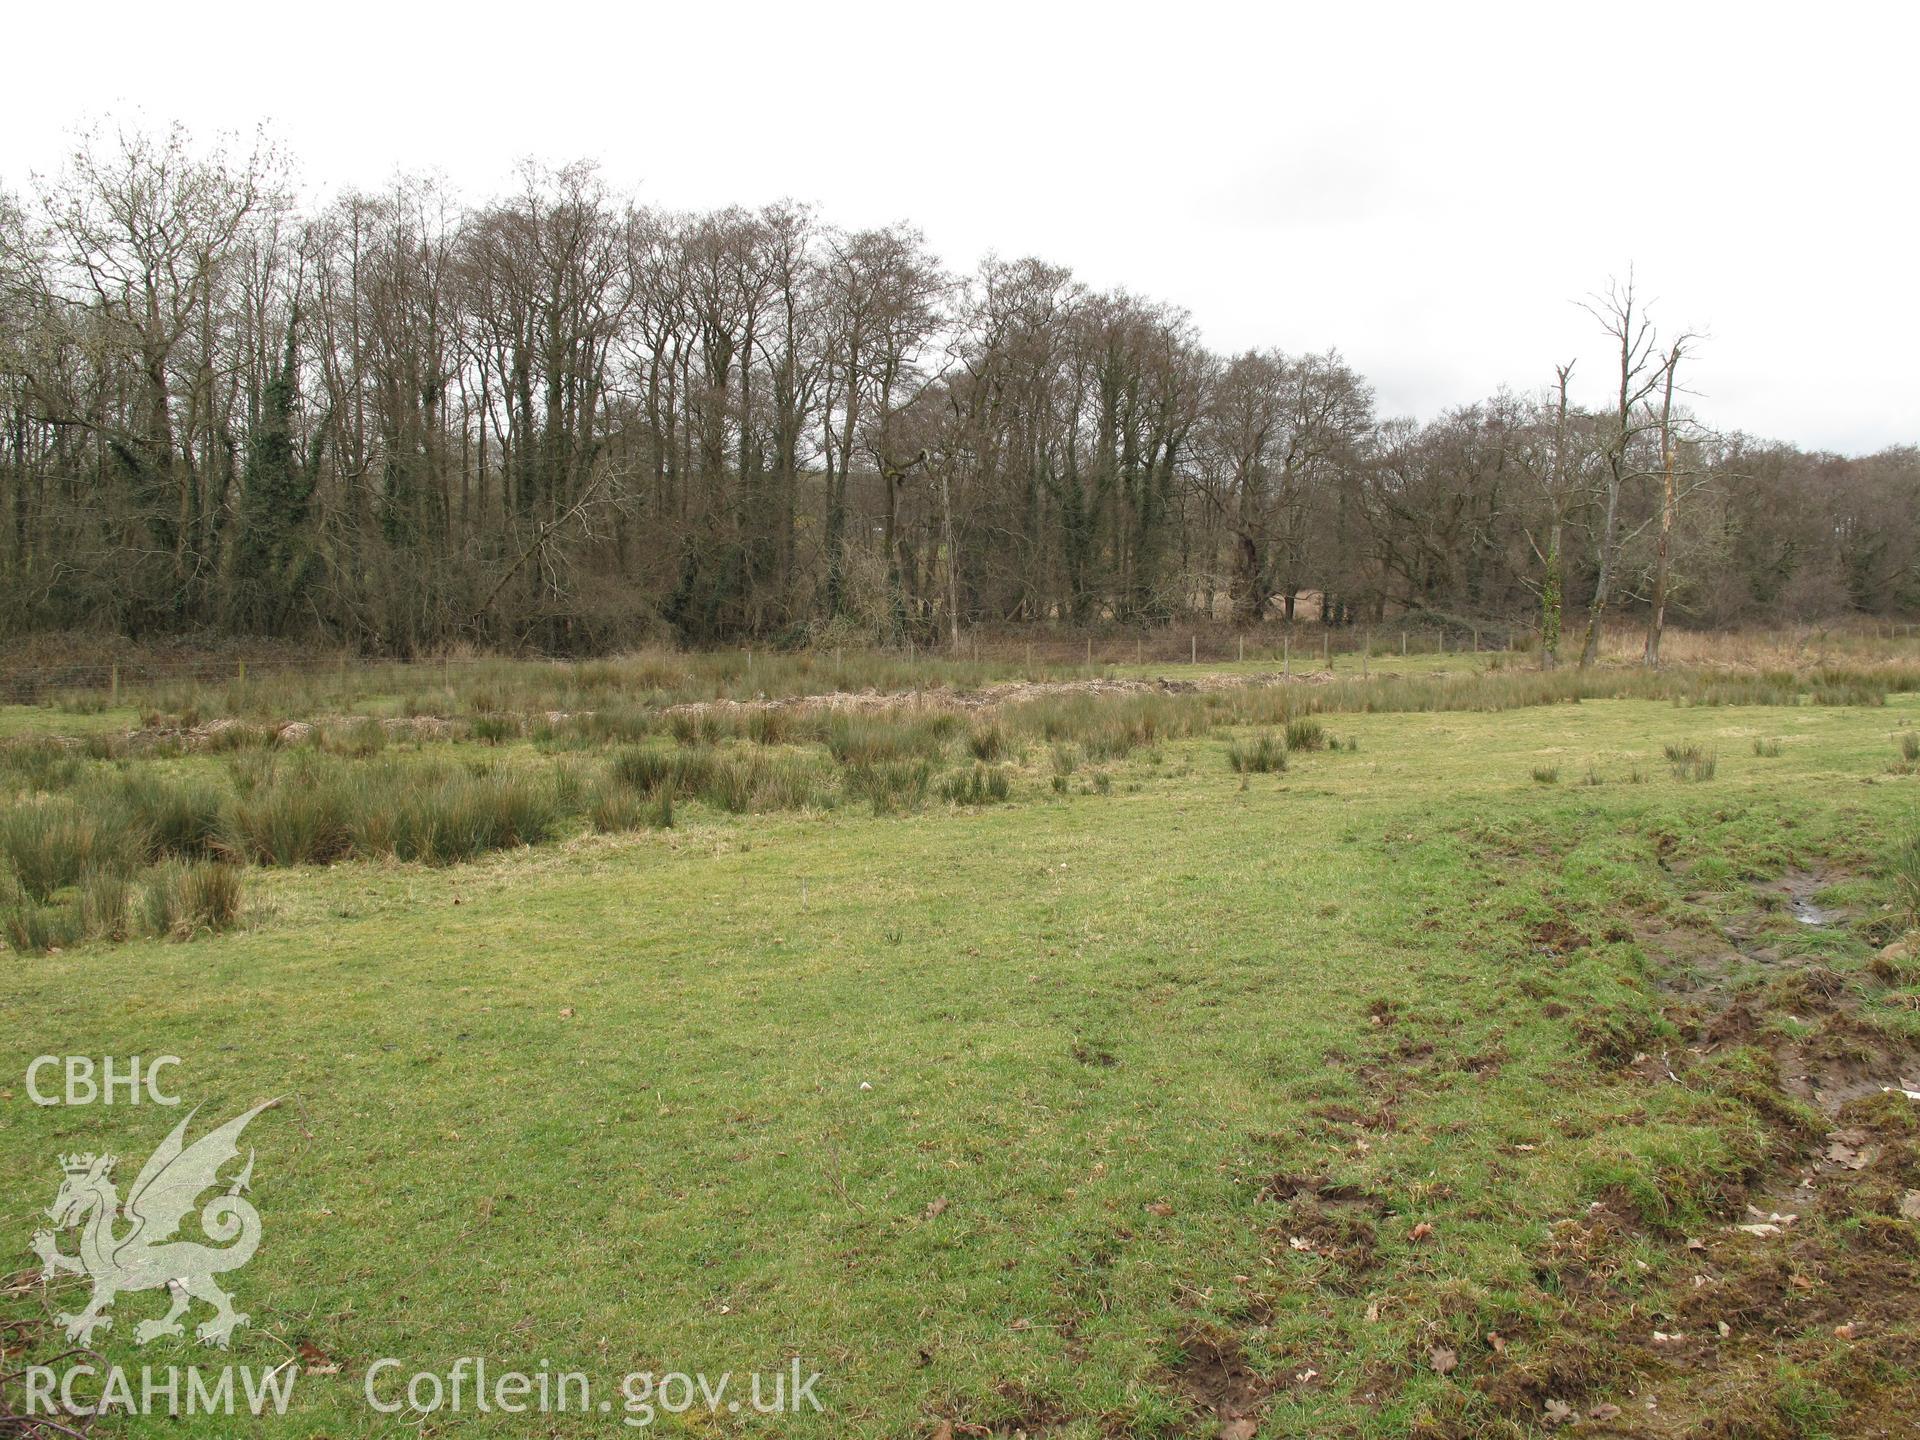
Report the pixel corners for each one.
[1,125,1914,659]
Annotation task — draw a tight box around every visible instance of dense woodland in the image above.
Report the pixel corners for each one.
[1,125,1914,660]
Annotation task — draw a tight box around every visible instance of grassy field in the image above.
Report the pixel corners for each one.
[4,653,1920,1437]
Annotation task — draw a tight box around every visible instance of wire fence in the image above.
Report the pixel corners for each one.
[0,622,1534,709]
[961,622,1526,671]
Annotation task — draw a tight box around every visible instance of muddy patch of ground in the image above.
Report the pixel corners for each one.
[1496,870,1920,1436]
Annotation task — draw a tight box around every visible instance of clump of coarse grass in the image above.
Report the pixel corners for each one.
[823,709,954,766]
[967,720,1008,761]
[1752,738,1784,757]
[937,764,1012,805]
[747,708,794,746]
[225,761,360,865]
[667,709,733,746]
[1892,825,1920,930]
[92,771,229,862]
[197,720,271,753]
[842,759,932,815]
[1900,731,1920,763]
[587,783,655,833]
[79,867,132,940]
[321,716,388,757]
[357,770,562,864]
[697,753,824,814]
[1671,750,1718,782]
[468,713,522,746]
[1050,743,1080,777]
[570,705,654,745]
[226,751,279,799]
[548,761,588,814]
[1014,694,1190,761]
[3,893,83,952]
[1284,717,1327,752]
[1663,741,1706,764]
[609,745,675,793]
[609,745,716,799]
[0,739,86,794]
[1531,765,1560,785]
[1227,734,1287,774]
[142,861,244,937]
[0,798,143,900]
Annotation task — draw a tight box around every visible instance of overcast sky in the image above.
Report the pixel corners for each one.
[4,1,1913,453]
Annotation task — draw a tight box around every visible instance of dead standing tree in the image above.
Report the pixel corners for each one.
[1577,275,1667,668]
[1642,330,1702,666]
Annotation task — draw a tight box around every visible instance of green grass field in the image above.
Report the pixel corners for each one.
[4,664,1920,1437]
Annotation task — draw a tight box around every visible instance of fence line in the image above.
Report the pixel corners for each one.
[0,624,1533,707]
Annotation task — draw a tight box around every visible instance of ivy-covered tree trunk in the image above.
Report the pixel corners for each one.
[227,327,313,634]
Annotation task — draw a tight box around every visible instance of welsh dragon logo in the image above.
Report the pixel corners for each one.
[33,1101,273,1348]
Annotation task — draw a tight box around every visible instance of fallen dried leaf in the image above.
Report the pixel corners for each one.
[1486,1331,1506,1354]
[1410,1221,1434,1242]
[296,1342,340,1376]
[1429,1345,1457,1375]
[1543,1397,1576,1426]
[1588,1403,1622,1421]
[1835,1322,1859,1339]
[1145,1201,1174,1218]
[558,1006,575,1018]
[1219,1421,1257,1440]
[1899,1190,1920,1221]
[924,1196,949,1219]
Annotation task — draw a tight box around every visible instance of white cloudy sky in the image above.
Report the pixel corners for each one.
[5,1,1914,453]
